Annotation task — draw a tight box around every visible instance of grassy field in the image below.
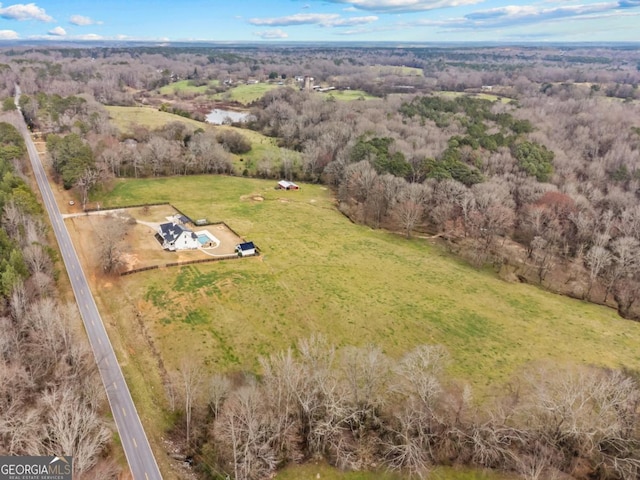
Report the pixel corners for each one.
[157,79,220,96]
[90,175,640,390]
[106,105,206,132]
[275,463,513,480]
[322,89,379,101]
[81,174,640,479]
[157,80,278,104]
[104,105,293,173]
[369,65,424,77]
[434,91,513,104]
[212,83,281,105]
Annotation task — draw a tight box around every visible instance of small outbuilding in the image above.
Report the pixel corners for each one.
[236,241,256,257]
[277,180,299,190]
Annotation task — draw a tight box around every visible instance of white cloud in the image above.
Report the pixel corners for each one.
[249,12,378,27]
[254,29,289,39]
[451,1,635,29]
[48,26,66,36]
[69,14,102,26]
[76,33,102,40]
[390,0,640,33]
[0,29,18,39]
[310,0,482,12]
[330,15,379,25]
[251,13,340,26]
[0,3,53,21]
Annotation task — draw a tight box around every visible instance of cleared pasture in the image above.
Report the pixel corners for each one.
[105,105,289,173]
[275,463,513,480]
[434,90,513,104]
[369,65,424,77]
[106,105,205,132]
[212,83,281,105]
[89,175,640,391]
[322,89,378,101]
[157,79,220,96]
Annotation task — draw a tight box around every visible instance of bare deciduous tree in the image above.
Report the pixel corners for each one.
[209,374,231,419]
[75,167,101,210]
[41,387,111,475]
[178,358,203,447]
[96,214,130,274]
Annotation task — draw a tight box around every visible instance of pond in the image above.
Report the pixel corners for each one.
[205,108,253,124]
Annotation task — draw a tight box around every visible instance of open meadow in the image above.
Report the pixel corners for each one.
[211,82,281,104]
[433,90,513,104]
[368,65,424,77]
[106,105,206,131]
[274,462,512,480]
[157,79,220,96]
[105,105,290,173]
[322,89,378,101]
[88,175,640,391]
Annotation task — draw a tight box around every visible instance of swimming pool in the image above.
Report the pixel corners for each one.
[195,230,220,248]
[197,234,209,245]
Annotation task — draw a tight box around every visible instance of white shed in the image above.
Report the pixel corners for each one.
[236,241,256,257]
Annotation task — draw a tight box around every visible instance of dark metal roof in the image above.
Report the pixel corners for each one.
[237,241,255,251]
[159,222,188,243]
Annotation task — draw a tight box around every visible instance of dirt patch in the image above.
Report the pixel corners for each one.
[240,194,265,202]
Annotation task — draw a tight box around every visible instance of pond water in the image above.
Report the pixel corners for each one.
[205,108,253,124]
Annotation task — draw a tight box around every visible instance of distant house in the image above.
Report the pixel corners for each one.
[236,241,256,257]
[157,222,199,251]
[277,180,299,190]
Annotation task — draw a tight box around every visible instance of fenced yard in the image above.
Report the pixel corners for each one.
[65,203,248,276]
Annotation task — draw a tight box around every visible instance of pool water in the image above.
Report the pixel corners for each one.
[197,234,209,245]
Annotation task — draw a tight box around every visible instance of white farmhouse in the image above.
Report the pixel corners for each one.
[158,222,199,251]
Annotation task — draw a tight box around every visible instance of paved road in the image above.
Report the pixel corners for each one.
[14,86,163,480]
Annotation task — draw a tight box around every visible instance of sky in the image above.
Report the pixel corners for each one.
[0,0,638,44]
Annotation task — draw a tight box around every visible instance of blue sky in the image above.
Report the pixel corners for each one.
[0,0,638,43]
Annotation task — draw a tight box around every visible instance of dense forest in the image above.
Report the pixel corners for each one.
[0,120,116,478]
[2,44,640,479]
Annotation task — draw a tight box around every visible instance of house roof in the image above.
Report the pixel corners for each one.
[178,215,191,224]
[237,241,255,251]
[159,222,193,243]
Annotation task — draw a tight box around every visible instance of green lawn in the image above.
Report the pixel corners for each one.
[369,65,424,77]
[105,105,293,173]
[93,175,640,392]
[434,91,512,104]
[157,79,220,96]
[106,105,206,132]
[157,80,277,104]
[275,463,514,480]
[212,83,282,105]
[322,89,378,101]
